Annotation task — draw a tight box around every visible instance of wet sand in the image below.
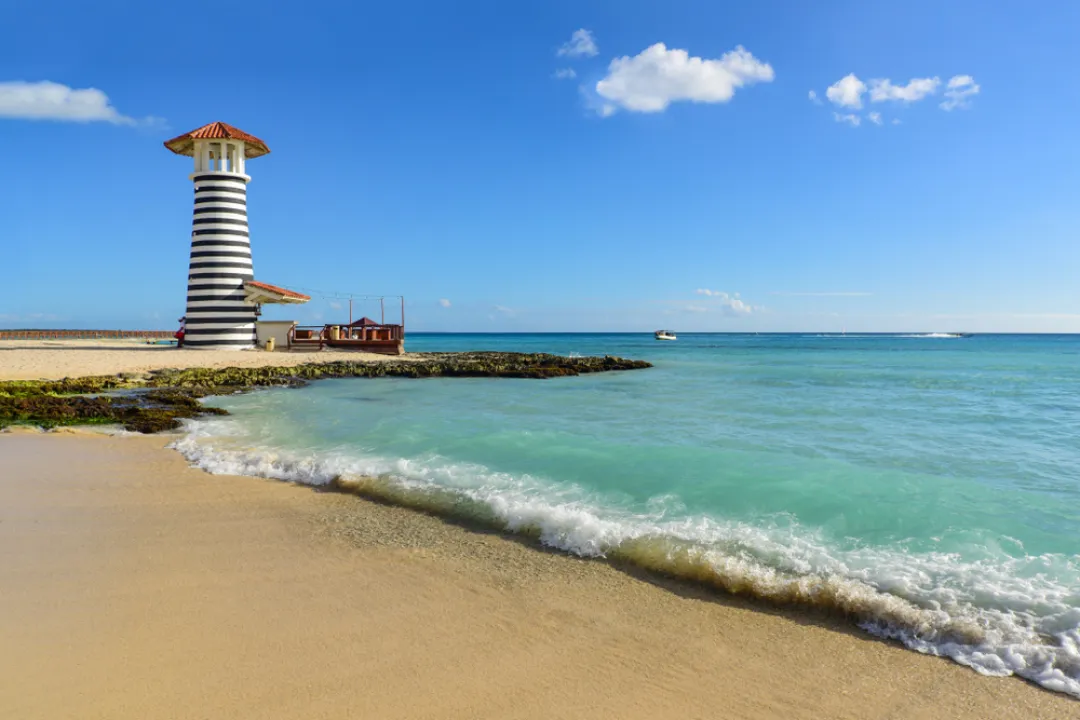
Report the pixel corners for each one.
[0,339,417,381]
[1,431,1074,719]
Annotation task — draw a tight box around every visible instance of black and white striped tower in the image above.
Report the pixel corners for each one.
[164,122,271,349]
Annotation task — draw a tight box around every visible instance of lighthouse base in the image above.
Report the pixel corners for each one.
[184,344,255,351]
[182,322,258,350]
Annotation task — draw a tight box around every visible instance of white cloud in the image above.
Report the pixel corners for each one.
[818,72,980,122]
[576,84,619,117]
[594,43,774,114]
[328,301,343,310]
[684,305,709,313]
[808,89,822,105]
[693,289,755,315]
[553,68,577,80]
[0,81,147,124]
[892,118,902,125]
[869,76,940,103]
[494,305,515,316]
[557,29,598,58]
[940,75,980,111]
[833,112,861,127]
[439,298,451,308]
[725,297,754,315]
[826,74,867,109]
[0,312,59,322]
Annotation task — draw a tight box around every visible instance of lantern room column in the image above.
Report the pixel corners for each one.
[181,138,256,348]
[164,123,272,350]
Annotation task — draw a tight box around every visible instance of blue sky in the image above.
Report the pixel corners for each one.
[2,0,1078,332]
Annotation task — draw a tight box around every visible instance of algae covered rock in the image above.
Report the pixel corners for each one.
[0,388,229,433]
[2,352,652,433]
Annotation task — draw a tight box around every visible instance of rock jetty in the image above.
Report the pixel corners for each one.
[0,352,651,433]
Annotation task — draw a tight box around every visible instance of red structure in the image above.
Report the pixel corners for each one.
[164,122,270,158]
[288,299,405,355]
[288,323,404,355]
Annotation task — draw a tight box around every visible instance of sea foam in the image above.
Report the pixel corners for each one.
[171,423,1080,698]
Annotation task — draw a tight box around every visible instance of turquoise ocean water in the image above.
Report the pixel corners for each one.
[173,333,1080,696]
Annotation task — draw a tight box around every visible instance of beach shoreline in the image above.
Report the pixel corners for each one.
[0,341,650,432]
[0,338,419,381]
[1,429,1074,719]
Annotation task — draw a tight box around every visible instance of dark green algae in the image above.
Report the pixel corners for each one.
[0,352,651,434]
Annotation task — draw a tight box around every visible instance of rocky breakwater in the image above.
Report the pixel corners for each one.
[0,353,651,433]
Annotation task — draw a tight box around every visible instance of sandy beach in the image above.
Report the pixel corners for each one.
[1,430,1074,719]
[0,339,417,381]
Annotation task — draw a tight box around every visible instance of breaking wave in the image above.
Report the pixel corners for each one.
[171,424,1080,698]
[811,333,967,339]
[900,333,966,339]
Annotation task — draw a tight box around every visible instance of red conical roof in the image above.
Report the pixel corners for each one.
[164,122,270,158]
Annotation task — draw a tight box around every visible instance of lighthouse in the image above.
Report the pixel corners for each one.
[164,122,308,349]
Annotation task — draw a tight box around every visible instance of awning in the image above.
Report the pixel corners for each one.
[244,280,311,305]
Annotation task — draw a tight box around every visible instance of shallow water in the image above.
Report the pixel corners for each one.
[174,333,1080,697]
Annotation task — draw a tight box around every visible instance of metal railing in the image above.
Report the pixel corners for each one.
[286,324,405,355]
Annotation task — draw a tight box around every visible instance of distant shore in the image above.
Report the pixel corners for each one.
[2,430,1073,719]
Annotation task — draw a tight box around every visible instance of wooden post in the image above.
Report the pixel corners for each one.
[381,297,385,325]
[349,298,353,327]
[401,296,405,338]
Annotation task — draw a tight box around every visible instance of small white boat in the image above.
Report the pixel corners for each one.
[654,330,677,341]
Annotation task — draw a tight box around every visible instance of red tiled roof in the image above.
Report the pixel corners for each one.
[163,122,271,158]
[245,280,310,301]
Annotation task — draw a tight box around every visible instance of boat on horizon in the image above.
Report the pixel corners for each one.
[654,330,677,341]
